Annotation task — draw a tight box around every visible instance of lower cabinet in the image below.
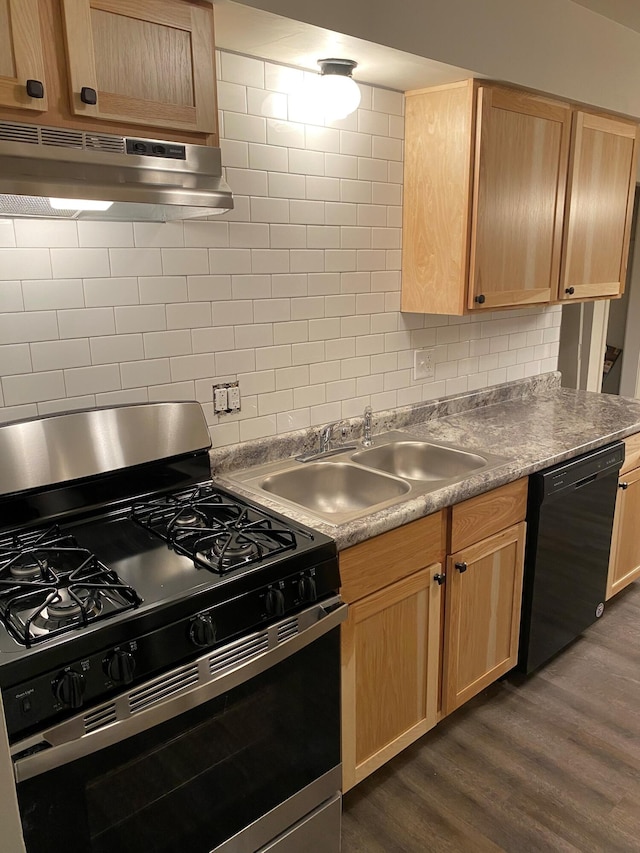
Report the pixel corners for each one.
[339,478,528,791]
[607,433,640,599]
[341,566,442,791]
[442,522,526,714]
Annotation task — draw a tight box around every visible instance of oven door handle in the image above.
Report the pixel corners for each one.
[12,597,347,783]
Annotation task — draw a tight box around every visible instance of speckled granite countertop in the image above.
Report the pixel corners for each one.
[211,373,640,550]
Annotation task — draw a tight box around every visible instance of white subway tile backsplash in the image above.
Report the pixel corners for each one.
[0,249,51,280]
[289,149,325,176]
[0,311,58,343]
[51,248,109,279]
[65,364,121,396]
[91,334,144,365]
[95,388,148,406]
[140,276,188,304]
[0,52,556,447]
[78,222,134,248]
[184,222,230,248]
[209,249,252,275]
[305,126,340,154]
[191,326,235,354]
[0,219,15,248]
[31,339,90,371]
[143,330,192,359]
[221,53,264,88]
[23,278,84,311]
[161,249,209,276]
[0,281,23,312]
[217,80,248,113]
[170,354,215,381]
[224,112,266,144]
[114,305,165,334]
[0,344,31,375]
[84,277,138,307]
[120,358,170,388]
[15,220,78,248]
[133,222,184,248]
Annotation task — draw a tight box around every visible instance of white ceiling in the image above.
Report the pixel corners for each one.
[212,0,479,92]
[570,0,640,33]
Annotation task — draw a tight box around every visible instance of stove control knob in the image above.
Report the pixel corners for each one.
[190,614,216,648]
[54,670,85,709]
[298,576,317,603]
[265,587,285,617]
[105,650,136,685]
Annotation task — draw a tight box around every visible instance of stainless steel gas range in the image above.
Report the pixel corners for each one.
[0,402,345,853]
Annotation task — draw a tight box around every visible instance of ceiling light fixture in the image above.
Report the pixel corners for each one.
[317,58,361,120]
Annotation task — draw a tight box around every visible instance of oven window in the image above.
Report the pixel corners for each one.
[18,630,340,853]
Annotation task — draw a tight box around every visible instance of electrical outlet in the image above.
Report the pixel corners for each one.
[414,348,435,381]
[213,384,228,414]
[227,382,241,412]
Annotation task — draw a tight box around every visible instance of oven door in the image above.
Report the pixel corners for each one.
[12,598,346,853]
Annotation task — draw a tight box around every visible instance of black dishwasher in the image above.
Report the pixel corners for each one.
[518,441,624,674]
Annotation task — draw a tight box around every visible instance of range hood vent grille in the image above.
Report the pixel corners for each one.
[0,119,233,221]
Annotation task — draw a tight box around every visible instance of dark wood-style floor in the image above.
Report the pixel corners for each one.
[342,582,640,852]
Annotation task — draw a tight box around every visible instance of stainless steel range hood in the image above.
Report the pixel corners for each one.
[0,120,233,221]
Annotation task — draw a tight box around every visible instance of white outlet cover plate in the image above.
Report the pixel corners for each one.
[414,348,435,381]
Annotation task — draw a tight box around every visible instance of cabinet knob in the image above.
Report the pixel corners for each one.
[80,86,97,105]
[433,573,446,585]
[565,287,575,295]
[619,482,629,490]
[454,562,468,573]
[26,79,44,99]
[474,294,486,304]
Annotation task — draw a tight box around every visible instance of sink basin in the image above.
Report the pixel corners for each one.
[260,462,409,516]
[352,440,487,481]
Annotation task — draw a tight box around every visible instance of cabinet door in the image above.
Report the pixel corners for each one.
[561,112,638,302]
[341,565,442,792]
[0,0,48,111]
[607,467,640,599]
[469,87,571,310]
[61,0,217,134]
[443,521,525,715]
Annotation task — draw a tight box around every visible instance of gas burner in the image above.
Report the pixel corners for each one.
[171,511,207,530]
[205,533,261,569]
[10,557,48,581]
[0,533,142,646]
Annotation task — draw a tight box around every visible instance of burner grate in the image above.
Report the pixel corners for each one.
[0,528,142,646]
[131,484,308,573]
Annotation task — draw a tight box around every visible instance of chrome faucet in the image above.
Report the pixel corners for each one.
[320,420,340,453]
[295,419,356,462]
[362,406,373,447]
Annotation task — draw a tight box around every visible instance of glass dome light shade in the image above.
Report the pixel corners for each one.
[317,58,361,120]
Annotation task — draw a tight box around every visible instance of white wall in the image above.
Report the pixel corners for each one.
[234,0,640,118]
[0,52,561,446]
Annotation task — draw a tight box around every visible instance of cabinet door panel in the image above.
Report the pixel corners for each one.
[469,88,571,310]
[607,467,640,599]
[0,0,48,111]
[61,0,216,133]
[341,566,442,792]
[561,112,638,301]
[443,522,525,715]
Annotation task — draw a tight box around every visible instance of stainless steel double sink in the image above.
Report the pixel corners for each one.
[227,430,509,525]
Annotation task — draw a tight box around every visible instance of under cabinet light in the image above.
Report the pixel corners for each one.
[49,198,114,211]
[316,58,361,120]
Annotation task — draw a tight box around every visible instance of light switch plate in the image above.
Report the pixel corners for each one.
[414,348,435,381]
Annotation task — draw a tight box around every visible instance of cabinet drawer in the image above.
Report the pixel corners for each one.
[621,432,640,476]
[339,511,446,604]
[450,478,528,552]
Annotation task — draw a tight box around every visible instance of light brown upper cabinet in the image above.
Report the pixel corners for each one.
[60,0,217,134]
[402,80,639,315]
[560,112,638,302]
[0,0,48,111]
